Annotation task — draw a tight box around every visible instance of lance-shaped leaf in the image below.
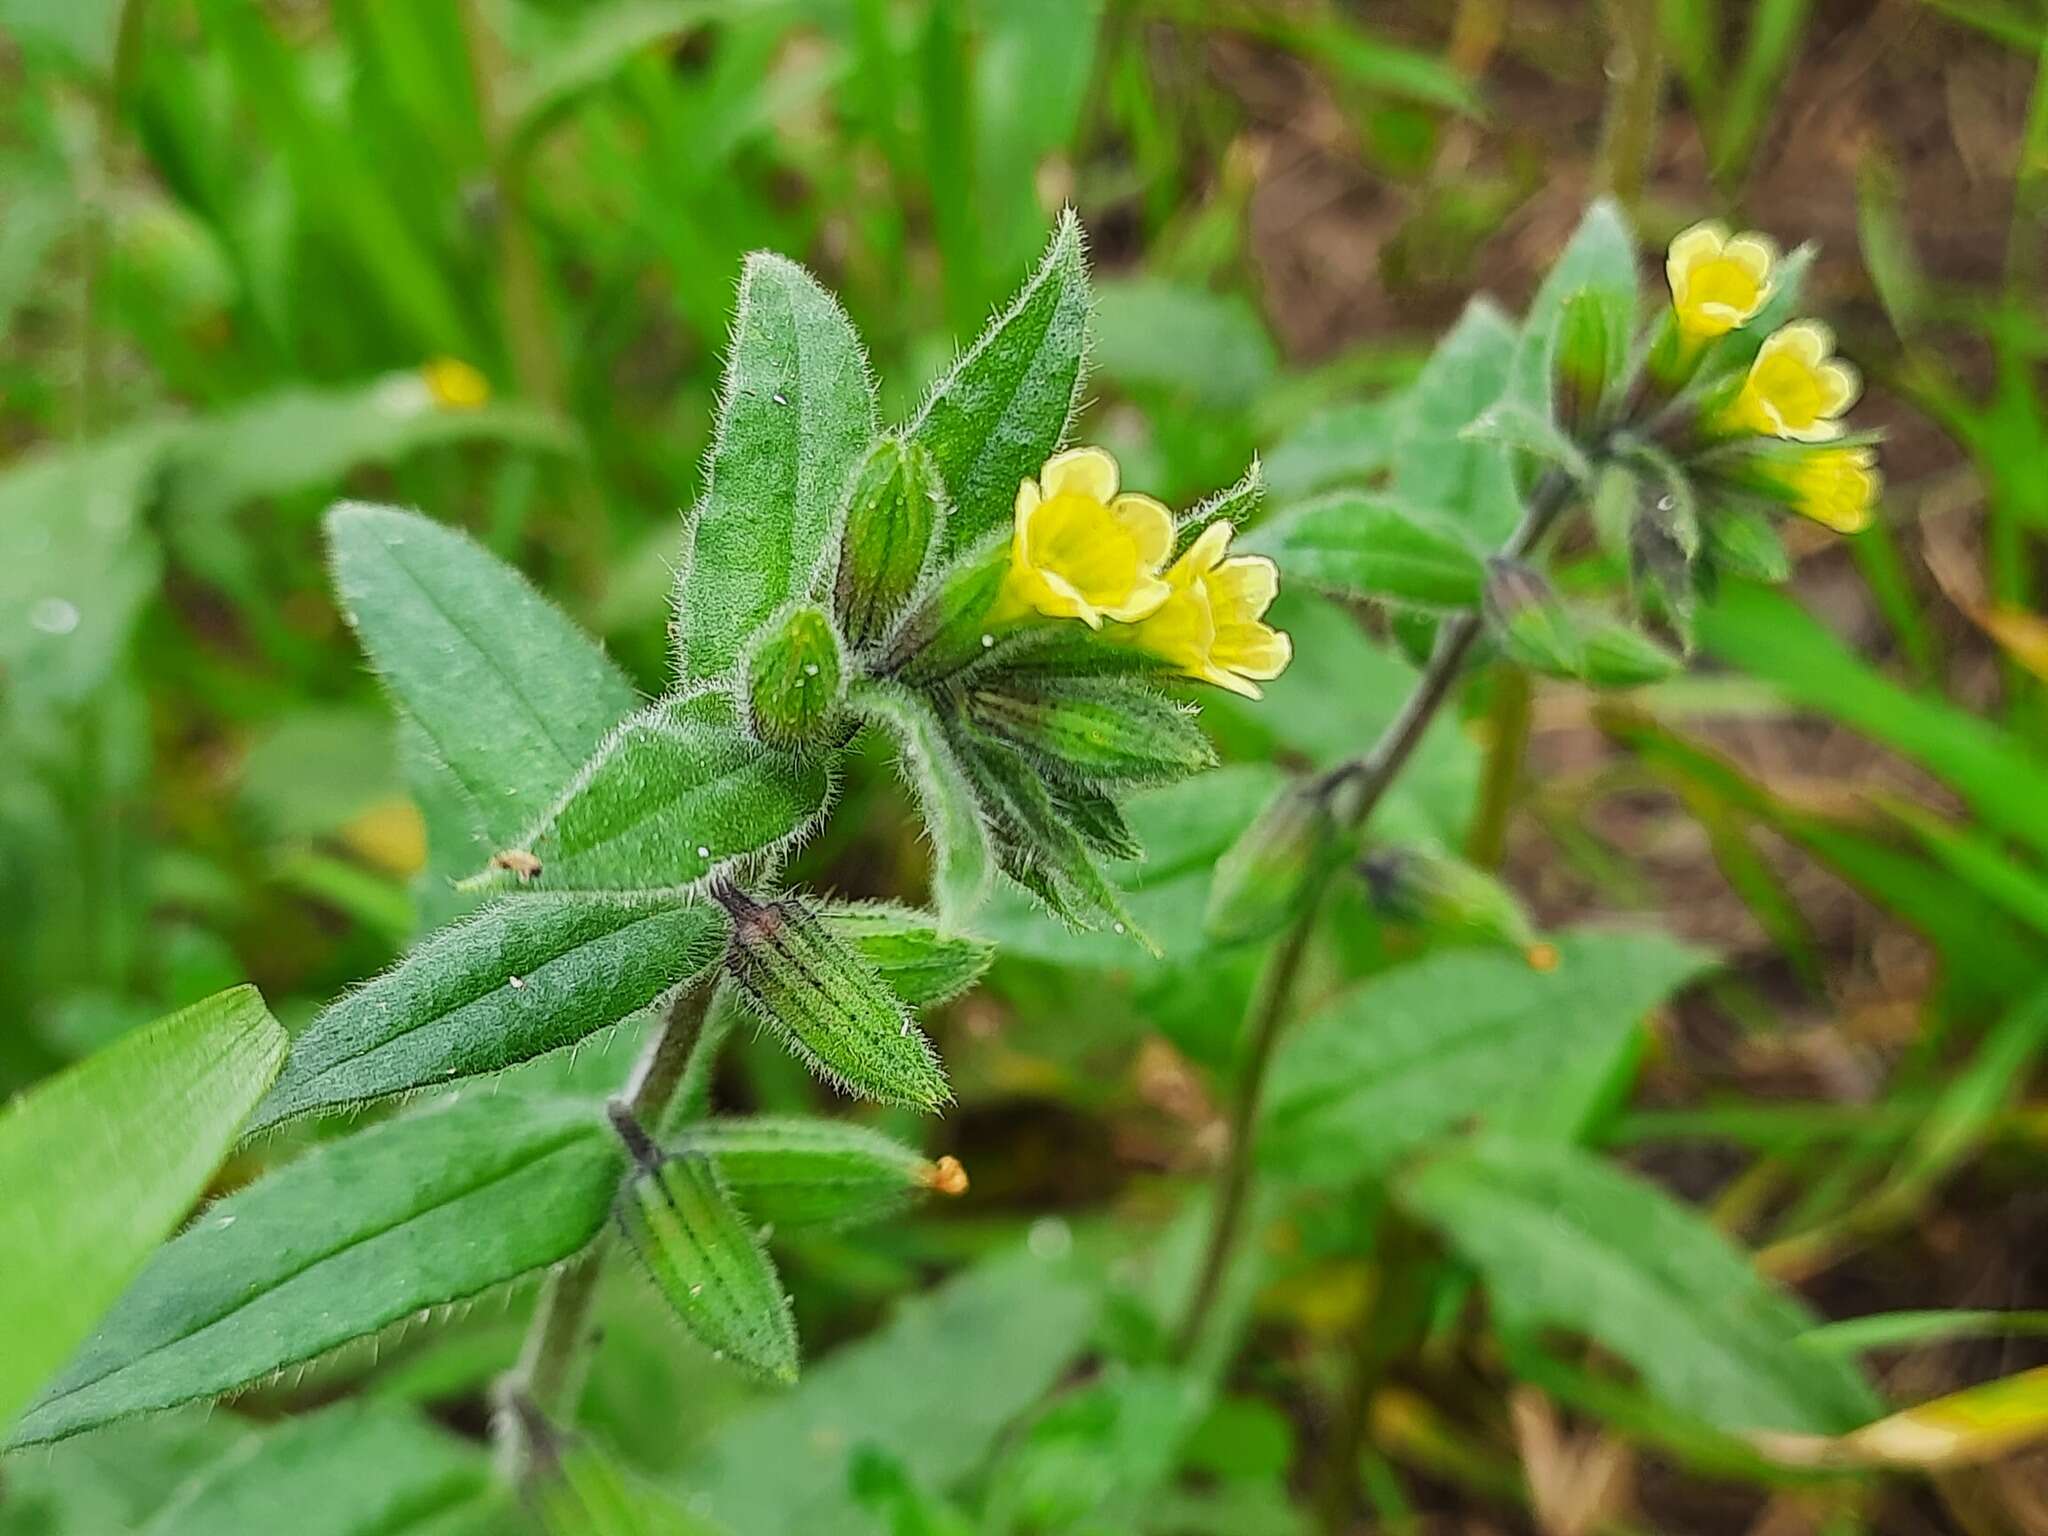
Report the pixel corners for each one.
[1262,931,1709,1183]
[612,1119,798,1386]
[248,895,727,1133]
[849,679,995,927]
[141,1401,503,1536]
[1244,492,1485,610]
[718,887,951,1111]
[0,987,286,1436]
[11,1096,622,1446]
[673,254,878,686]
[506,691,833,895]
[910,212,1091,559]
[327,503,641,850]
[966,683,1215,784]
[820,901,993,1006]
[1399,1136,1881,1435]
[672,1116,966,1231]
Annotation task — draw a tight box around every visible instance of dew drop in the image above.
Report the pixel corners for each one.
[1112,922,1125,934]
[980,633,995,649]
[803,662,819,676]
[28,597,79,636]
[689,1282,704,1297]
[508,975,525,990]
[772,390,789,406]
[696,844,711,859]
[1656,494,1675,512]
[216,1215,237,1229]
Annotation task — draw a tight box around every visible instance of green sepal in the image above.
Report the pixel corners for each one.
[743,602,846,750]
[610,1111,799,1386]
[1551,286,1617,441]
[672,1116,964,1232]
[1703,503,1792,584]
[1577,615,1684,688]
[1483,558,1584,679]
[966,682,1215,784]
[880,544,1010,686]
[1204,776,1343,946]
[717,887,951,1111]
[834,436,944,649]
[1047,777,1144,863]
[821,901,994,1006]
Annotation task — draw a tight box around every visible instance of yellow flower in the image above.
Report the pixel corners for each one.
[1782,445,1879,533]
[1666,222,1776,340]
[1726,322,1860,440]
[1127,521,1292,699]
[994,447,1173,628]
[421,357,490,411]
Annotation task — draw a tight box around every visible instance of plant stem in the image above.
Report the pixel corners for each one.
[1593,0,1665,212]
[1465,665,1532,870]
[495,981,713,1475]
[1172,471,1579,1360]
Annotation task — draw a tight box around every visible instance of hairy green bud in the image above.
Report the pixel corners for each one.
[1552,287,1614,442]
[608,1104,798,1385]
[716,885,950,1110]
[834,437,944,648]
[1204,777,1341,946]
[820,901,993,1006]
[673,1116,966,1231]
[744,603,845,750]
[1357,845,1552,966]
[1483,558,1583,680]
[967,683,1216,783]
[880,550,1008,686]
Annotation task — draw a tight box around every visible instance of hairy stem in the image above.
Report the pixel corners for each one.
[1593,0,1666,211]
[1465,665,1533,870]
[495,981,714,1474]
[1173,470,1578,1360]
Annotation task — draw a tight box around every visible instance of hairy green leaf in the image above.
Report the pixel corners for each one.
[1245,492,1485,610]
[11,1096,621,1446]
[1390,299,1520,544]
[911,212,1091,558]
[511,691,834,895]
[249,895,727,1133]
[140,1402,502,1536]
[1400,1137,1882,1434]
[673,253,877,685]
[616,1147,799,1385]
[1263,932,1710,1183]
[1508,198,1639,418]
[0,987,286,1436]
[673,1116,959,1231]
[326,503,641,850]
[849,679,995,927]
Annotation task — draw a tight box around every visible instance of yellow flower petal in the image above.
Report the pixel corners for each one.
[1207,554,1279,619]
[1728,322,1860,441]
[1110,493,1174,569]
[1667,221,1775,339]
[1782,445,1879,533]
[1040,446,1119,504]
[1125,519,1292,697]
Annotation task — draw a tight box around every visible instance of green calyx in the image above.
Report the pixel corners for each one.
[834,437,943,649]
[744,603,847,750]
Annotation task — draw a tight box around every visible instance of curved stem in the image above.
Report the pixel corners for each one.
[495,981,714,1475]
[1172,471,1579,1360]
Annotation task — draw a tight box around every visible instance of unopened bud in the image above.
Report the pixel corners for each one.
[969,684,1215,783]
[834,437,942,648]
[1358,845,1544,958]
[716,885,950,1110]
[674,1116,962,1228]
[1577,615,1683,688]
[612,1141,799,1385]
[1552,288,1614,442]
[1205,778,1340,945]
[744,603,845,749]
[880,549,1008,685]
[1483,558,1582,680]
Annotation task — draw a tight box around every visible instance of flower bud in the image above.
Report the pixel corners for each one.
[715,884,950,1110]
[673,1116,967,1231]
[1551,288,1614,442]
[1204,778,1340,945]
[967,683,1215,783]
[879,550,1008,686]
[743,603,845,750]
[1358,845,1550,964]
[834,437,943,647]
[1577,616,1682,688]
[1483,558,1582,679]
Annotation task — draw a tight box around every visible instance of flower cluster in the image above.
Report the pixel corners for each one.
[992,447,1292,699]
[1661,221,1880,534]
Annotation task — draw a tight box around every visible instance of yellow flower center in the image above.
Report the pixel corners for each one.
[995,448,1173,628]
[1667,223,1774,340]
[1728,322,1859,441]
[1127,521,1291,699]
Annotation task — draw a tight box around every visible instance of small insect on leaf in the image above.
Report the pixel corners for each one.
[492,849,544,882]
[609,1103,799,1386]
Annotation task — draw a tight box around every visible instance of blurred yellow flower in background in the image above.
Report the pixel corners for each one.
[1666,222,1776,340]
[995,448,1173,627]
[421,357,490,411]
[1727,322,1860,440]
[1783,445,1880,533]
[1129,521,1291,698]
